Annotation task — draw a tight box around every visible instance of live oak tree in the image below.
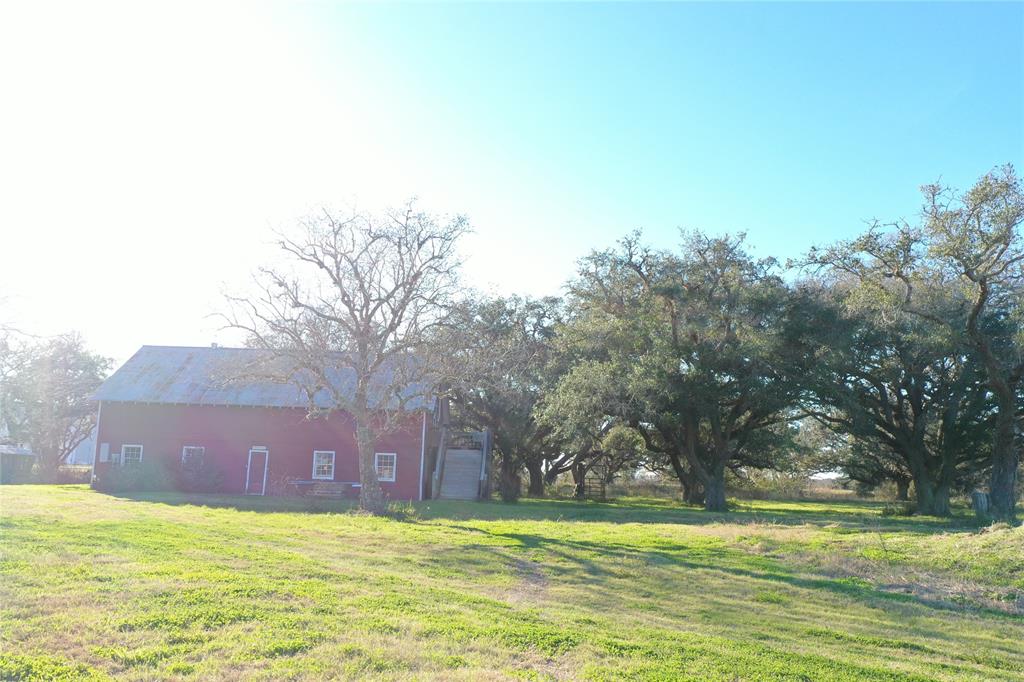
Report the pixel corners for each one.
[793,277,991,516]
[804,166,1023,520]
[922,166,1023,520]
[536,235,693,500]
[794,420,913,499]
[225,203,469,514]
[535,355,631,498]
[551,231,819,511]
[537,367,651,498]
[437,295,564,500]
[0,333,110,476]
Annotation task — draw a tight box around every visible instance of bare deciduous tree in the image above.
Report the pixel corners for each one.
[224,202,469,514]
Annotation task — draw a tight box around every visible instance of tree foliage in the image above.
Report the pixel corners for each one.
[437,295,564,500]
[793,276,991,515]
[208,165,1019,518]
[0,333,110,475]
[803,165,1023,520]
[545,231,821,510]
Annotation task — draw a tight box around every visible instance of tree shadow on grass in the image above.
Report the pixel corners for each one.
[418,496,981,535]
[100,489,360,514]
[431,522,1024,624]
[98,488,980,536]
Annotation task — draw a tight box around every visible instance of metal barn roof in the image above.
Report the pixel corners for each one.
[94,346,429,410]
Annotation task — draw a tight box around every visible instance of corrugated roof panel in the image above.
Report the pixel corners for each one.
[94,346,429,410]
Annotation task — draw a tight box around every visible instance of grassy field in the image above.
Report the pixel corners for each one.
[1,486,1022,681]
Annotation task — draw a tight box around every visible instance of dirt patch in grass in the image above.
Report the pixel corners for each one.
[506,557,550,604]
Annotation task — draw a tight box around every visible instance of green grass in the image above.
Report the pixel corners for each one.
[1,486,1021,680]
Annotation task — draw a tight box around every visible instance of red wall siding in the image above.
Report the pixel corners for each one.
[94,402,425,500]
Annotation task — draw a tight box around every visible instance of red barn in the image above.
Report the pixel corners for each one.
[90,345,482,500]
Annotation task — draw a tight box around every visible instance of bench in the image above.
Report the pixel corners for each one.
[286,479,361,498]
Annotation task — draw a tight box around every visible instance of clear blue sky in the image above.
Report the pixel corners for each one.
[1,1,1021,361]
[303,1,1023,258]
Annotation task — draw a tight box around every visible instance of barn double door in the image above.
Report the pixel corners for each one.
[245,447,268,495]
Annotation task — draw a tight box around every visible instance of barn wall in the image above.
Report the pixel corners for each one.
[94,403,424,499]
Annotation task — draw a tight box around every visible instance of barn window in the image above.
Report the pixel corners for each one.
[374,452,396,482]
[312,450,335,480]
[181,446,205,467]
[121,444,143,466]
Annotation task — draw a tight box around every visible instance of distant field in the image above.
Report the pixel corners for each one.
[1,486,1021,681]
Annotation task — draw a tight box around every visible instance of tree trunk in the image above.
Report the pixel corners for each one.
[931,485,951,517]
[684,481,705,506]
[905,450,952,517]
[667,450,704,506]
[965,280,1020,522]
[355,423,386,515]
[525,459,545,497]
[36,449,62,483]
[704,473,726,512]
[571,463,585,499]
[988,411,1019,522]
[895,478,910,502]
[913,473,933,514]
[680,477,692,504]
[912,478,952,516]
[498,454,521,502]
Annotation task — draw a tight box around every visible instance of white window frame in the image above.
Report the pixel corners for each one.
[374,452,397,482]
[312,450,335,480]
[121,444,143,466]
[181,445,205,466]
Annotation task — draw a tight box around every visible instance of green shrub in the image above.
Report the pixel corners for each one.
[93,458,175,493]
[175,458,225,493]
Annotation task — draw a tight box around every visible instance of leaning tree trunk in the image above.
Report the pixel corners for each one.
[525,459,545,497]
[678,473,705,506]
[988,410,1019,522]
[967,296,1019,522]
[355,423,386,515]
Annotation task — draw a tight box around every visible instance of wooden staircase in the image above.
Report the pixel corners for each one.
[438,449,484,500]
[430,427,491,500]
